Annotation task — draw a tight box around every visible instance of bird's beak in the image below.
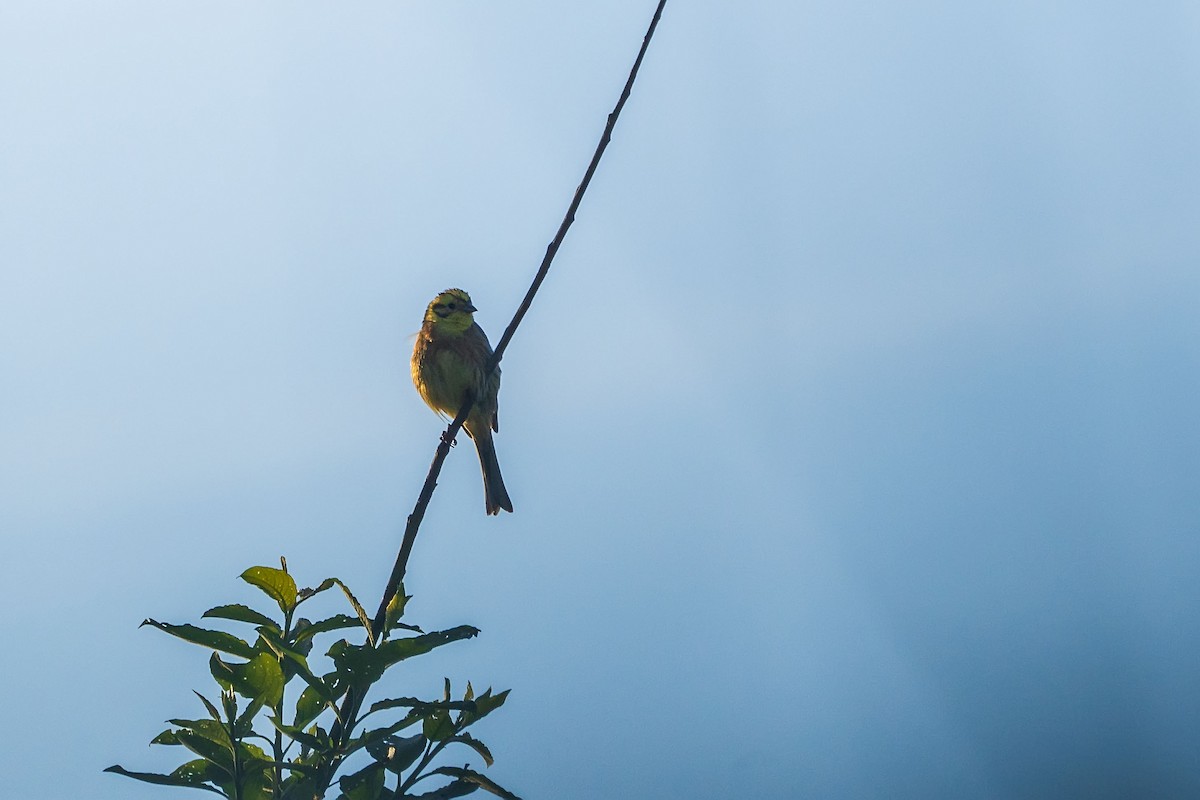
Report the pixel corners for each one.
[463,302,478,313]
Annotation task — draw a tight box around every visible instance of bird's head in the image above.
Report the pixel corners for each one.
[424,288,478,333]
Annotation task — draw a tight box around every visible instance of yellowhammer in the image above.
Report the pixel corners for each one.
[411,288,513,515]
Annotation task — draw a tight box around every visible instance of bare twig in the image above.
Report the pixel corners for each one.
[330,0,668,767]
[370,0,668,638]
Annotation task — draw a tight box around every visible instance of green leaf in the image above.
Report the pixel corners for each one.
[168,717,233,748]
[175,730,234,775]
[235,697,266,735]
[327,639,383,685]
[141,620,256,659]
[343,715,422,757]
[449,732,494,767]
[173,759,226,785]
[209,653,236,691]
[294,684,326,729]
[194,690,223,722]
[422,710,454,742]
[292,614,361,644]
[151,729,182,745]
[240,566,298,613]
[258,628,340,717]
[220,687,237,722]
[339,762,386,800]
[332,578,375,645]
[236,740,272,764]
[103,765,224,794]
[267,716,328,752]
[366,733,424,775]
[429,767,522,800]
[283,625,315,661]
[460,689,510,726]
[280,774,322,800]
[227,745,274,800]
[230,652,285,706]
[269,759,318,776]
[373,626,480,672]
[202,604,279,630]
[366,697,477,716]
[382,586,409,635]
[297,576,337,605]
[410,780,479,799]
[328,627,479,694]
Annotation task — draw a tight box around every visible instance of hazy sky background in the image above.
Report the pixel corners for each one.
[2,2,1198,798]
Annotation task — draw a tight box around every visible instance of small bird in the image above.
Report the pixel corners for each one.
[411,288,513,515]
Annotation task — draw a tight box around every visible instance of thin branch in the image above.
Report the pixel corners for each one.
[488,0,668,370]
[329,0,668,769]
[371,0,668,638]
[372,396,473,637]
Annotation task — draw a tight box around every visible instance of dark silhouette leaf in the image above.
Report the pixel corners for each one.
[141,620,255,659]
[103,765,224,794]
[202,604,279,629]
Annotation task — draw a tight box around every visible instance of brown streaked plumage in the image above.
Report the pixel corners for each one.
[411,288,513,515]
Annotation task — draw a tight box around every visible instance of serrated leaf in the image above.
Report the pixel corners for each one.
[297,577,337,605]
[367,733,424,775]
[373,626,480,672]
[366,697,477,716]
[332,578,375,645]
[430,767,522,800]
[449,732,494,767]
[141,620,256,659]
[241,566,298,613]
[104,765,224,794]
[202,604,279,629]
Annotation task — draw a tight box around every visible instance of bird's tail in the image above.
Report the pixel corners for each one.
[471,427,513,515]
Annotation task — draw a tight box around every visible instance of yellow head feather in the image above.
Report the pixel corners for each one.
[424,288,477,334]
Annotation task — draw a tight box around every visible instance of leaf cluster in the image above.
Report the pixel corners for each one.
[107,563,518,800]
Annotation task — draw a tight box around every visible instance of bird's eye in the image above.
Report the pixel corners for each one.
[447,302,456,310]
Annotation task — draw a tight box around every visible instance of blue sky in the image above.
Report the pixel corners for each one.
[2,2,1199,798]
